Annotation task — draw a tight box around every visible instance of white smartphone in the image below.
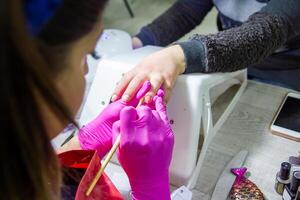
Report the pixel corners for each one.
[270,92,300,142]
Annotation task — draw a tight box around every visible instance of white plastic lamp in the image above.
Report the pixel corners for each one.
[95,29,132,59]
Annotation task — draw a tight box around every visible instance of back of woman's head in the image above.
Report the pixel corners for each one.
[0,0,108,199]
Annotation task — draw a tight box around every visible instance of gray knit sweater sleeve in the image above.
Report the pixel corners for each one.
[136,0,213,46]
[179,0,300,73]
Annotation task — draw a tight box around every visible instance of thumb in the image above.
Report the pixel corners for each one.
[129,81,151,106]
[119,106,138,146]
[136,105,153,122]
[112,121,121,144]
[155,96,168,123]
[119,106,137,131]
[120,106,138,122]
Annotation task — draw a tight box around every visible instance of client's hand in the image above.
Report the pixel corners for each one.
[111,45,185,103]
[112,96,174,200]
[77,81,151,158]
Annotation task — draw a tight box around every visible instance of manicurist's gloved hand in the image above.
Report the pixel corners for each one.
[112,96,174,200]
[78,81,151,158]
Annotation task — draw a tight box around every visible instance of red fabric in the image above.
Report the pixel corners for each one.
[58,150,124,200]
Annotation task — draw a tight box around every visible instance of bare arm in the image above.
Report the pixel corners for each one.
[56,136,81,154]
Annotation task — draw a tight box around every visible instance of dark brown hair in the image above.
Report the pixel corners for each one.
[0,0,108,199]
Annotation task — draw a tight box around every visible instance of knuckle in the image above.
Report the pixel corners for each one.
[123,72,132,80]
[135,72,150,82]
[164,79,173,87]
[151,73,163,82]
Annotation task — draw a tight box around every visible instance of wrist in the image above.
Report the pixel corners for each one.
[129,173,171,200]
[177,41,206,73]
[168,45,186,75]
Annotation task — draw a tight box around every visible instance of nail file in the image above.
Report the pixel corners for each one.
[211,150,248,200]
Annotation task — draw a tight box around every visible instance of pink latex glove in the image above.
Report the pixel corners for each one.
[78,81,151,159]
[112,96,174,200]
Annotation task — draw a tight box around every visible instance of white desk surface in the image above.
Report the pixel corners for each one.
[191,80,300,200]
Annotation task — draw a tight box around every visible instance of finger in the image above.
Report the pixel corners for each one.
[163,82,173,103]
[136,105,153,122]
[130,81,151,106]
[112,121,121,144]
[156,89,165,98]
[153,96,158,102]
[155,96,168,123]
[151,89,164,109]
[151,110,161,121]
[152,88,164,106]
[145,74,164,103]
[119,106,138,143]
[111,72,134,102]
[121,75,146,102]
[144,99,156,110]
[164,88,172,103]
